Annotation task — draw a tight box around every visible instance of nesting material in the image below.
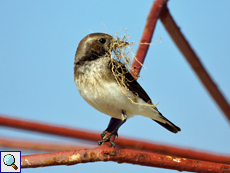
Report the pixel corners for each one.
[106,32,157,109]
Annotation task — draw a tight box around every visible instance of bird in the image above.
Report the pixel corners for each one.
[74,33,181,147]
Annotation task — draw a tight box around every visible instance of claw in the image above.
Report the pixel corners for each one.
[100,130,108,139]
[109,141,116,148]
[98,139,103,146]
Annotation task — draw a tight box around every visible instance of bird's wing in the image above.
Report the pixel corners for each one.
[108,59,152,104]
[108,59,181,133]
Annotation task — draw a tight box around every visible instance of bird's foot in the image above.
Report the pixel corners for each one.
[98,137,116,148]
[98,131,116,148]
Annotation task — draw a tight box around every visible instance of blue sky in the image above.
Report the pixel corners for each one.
[0,1,229,173]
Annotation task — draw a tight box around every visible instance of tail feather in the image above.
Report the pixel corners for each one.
[153,113,181,133]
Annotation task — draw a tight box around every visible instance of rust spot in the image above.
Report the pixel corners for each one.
[222,166,229,170]
[69,153,81,162]
[88,151,98,161]
[172,158,181,163]
[89,151,97,158]
[83,152,88,158]
[166,156,172,159]
[43,156,59,165]
[139,154,146,159]
[23,159,31,166]
[103,150,117,158]
[110,150,117,156]
[103,153,108,157]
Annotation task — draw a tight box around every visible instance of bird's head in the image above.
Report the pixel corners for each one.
[75,33,129,64]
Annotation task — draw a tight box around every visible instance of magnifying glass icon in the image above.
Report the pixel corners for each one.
[3,154,18,170]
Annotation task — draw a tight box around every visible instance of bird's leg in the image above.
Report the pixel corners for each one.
[101,117,122,139]
[98,110,127,147]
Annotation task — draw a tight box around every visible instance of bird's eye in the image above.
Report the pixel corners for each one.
[99,38,106,44]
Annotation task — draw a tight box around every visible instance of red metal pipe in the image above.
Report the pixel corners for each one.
[0,115,100,141]
[130,0,168,79]
[159,5,230,122]
[0,115,229,164]
[115,138,230,165]
[21,147,230,173]
[0,136,87,151]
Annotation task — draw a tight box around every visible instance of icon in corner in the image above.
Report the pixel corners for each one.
[3,154,18,170]
[1,151,21,173]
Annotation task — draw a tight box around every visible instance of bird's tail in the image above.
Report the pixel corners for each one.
[153,112,181,133]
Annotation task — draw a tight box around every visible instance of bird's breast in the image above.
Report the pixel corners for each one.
[74,58,137,119]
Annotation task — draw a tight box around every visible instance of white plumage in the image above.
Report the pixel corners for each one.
[75,56,163,122]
